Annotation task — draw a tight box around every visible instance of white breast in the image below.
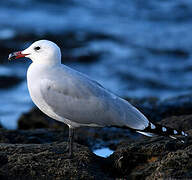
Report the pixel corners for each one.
[27,63,69,124]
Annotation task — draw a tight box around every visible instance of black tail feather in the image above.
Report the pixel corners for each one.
[139,121,188,141]
[112,121,188,142]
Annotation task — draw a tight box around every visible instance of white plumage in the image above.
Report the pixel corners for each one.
[25,40,149,130]
[9,40,188,157]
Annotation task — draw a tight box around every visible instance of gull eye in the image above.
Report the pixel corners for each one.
[34,46,41,51]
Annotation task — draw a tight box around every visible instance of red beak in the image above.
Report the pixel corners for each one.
[8,51,29,60]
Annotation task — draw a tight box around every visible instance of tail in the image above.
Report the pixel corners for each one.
[137,121,188,142]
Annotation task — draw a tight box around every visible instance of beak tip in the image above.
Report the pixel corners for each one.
[8,51,29,61]
[8,53,15,61]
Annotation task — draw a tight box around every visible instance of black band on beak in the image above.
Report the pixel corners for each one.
[8,52,18,60]
[8,51,29,60]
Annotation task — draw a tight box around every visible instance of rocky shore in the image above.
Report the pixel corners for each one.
[1,0,192,179]
[0,96,191,179]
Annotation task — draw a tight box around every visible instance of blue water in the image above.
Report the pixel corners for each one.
[94,147,114,158]
[1,0,192,129]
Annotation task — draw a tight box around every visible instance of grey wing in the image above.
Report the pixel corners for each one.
[40,71,149,129]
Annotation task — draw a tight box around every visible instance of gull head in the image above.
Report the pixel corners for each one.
[8,40,61,65]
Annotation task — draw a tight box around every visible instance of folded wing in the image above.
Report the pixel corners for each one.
[40,66,149,130]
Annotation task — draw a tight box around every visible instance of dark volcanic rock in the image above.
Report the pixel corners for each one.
[0,142,111,180]
[160,114,192,131]
[0,129,68,144]
[14,95,192,179]
[108,136,192,179]
[0,128,191,179]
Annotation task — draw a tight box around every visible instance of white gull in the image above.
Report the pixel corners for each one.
[8,40,188,157]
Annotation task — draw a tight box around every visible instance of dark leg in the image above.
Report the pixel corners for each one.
[54,127,75,157]
[68,127,75,158]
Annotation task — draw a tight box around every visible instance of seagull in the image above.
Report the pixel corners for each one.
[8,40,188,157]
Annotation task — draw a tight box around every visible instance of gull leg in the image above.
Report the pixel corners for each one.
[68,127,75,158]
[56,127,74,157]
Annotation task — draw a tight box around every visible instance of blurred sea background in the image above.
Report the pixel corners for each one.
[1,0,192,129]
